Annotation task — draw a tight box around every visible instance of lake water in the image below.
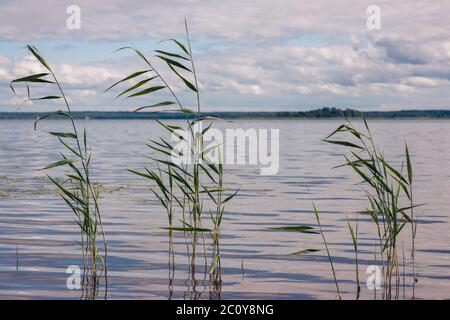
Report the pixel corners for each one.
[0,119,449,299]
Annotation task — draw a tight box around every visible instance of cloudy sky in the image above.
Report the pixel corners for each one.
[1,0,450,112]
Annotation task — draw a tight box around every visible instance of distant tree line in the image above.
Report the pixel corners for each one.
[1,107,450,120]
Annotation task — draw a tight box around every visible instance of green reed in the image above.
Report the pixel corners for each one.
[10,46,107,295]
[271,206,342,298]
[313,204,342,299]
[347,213,360,298]
[106,21,237,290]
[324,115,418,299]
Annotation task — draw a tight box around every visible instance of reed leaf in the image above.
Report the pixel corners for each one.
[271,225,318,234]
[127,85,165,98]
[105,70,151,92]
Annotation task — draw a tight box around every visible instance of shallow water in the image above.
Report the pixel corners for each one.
[0,119,449,299]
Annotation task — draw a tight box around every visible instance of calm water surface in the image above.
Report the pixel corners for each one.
[0,119,449,299]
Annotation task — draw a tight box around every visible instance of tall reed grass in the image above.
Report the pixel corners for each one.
[106,21,237,295]
[10,46,107,298]
[324,116,418,299]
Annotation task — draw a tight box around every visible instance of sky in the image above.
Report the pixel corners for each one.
[1,0,450,112]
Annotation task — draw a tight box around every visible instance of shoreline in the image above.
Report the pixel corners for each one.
[2,108,450,120]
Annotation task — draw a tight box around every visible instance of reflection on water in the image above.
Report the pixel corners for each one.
[0,119,449,299]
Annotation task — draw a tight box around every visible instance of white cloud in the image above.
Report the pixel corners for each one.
[1,55,120,110]
[0,0,448,43]
[297,86,312,95]
[1,0,450,110]
[0,96,26,106]
[318,84,348,96]
[57,64,118,86]
[402,76,446,88]
[229,80,265,95]
[73,89,97,97]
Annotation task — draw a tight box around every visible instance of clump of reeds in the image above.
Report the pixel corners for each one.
[10,46,107,298]
[107,21,237,293]
[324,116,418,299]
